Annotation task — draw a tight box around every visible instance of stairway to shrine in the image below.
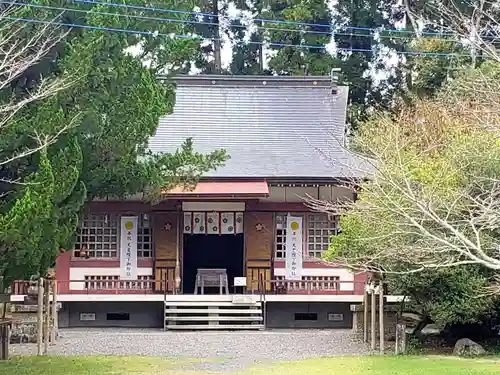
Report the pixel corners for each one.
[163,295,264,330]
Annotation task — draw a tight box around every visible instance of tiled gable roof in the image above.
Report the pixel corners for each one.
[149,75,371,179]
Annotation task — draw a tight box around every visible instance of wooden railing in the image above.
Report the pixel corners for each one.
[250,279,364,295]
[12,279,155,295]
[11,277,364,295]
[12,280,30,295]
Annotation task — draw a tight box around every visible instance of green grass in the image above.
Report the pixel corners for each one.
[1,355,500,374]
[0,356,182,375]
[239,356,500,375]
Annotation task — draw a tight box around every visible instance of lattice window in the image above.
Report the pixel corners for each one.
[307,214,339,258]
[75,213,153,259]
[274,213,305,259]
[75,213,119,258]
[137,214,152,258]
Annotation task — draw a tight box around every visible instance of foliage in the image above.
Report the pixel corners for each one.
[326,65,500,273]
[261,0,406,128]
[319,62,500,327]
[390,267,496,328]
[403,37,468,98]
[0,1,227,290]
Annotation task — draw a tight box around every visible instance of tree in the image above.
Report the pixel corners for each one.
[260,0,408,128]
[0,7,71,178]
[389,268,496,332]
[0,1,228,292]
[228,0,266,75]
[306,61,500,330]
[309,0,500,275]
[314,67,500,274]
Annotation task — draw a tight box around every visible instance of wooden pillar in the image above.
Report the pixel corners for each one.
[50,280,58,343]
[395,323,407,355]
[43,280,50,354]
[175,215,180,294]
[0,322,10,360]
[379,281,385,354]
[37,278,44,355]
[370,285,376,351]
[363,288,369,343]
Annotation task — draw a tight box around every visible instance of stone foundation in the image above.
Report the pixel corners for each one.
[351,303,399,341]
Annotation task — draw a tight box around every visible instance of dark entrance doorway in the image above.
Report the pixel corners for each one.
[182,234,244,294]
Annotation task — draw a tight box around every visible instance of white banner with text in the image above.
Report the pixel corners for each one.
[120,216,138,280]
[285,215,303,280]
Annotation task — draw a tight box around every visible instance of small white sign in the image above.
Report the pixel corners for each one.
[234,277,247,287]
[328,313,344,321]
[232,295,255,304]
[80,313,96,321]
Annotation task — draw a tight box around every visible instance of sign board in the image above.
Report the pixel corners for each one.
[234,277,247,287]
[232,295,255,304]
[79,313,96,321]
[285,215,303,280]
[120,216,138,280]
[327,313,344,321]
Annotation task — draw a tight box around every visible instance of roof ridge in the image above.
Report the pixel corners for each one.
[158,72,341,89]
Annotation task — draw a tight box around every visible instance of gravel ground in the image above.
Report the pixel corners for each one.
[9,328,372,372]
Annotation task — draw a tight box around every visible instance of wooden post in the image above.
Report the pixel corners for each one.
[395,323,407,355]
[0,325,4,360]
[50,280,58,343]
[43,280,50,354]
[0,322,10,360]
[371,285,376,351]
[175,214,180,294]
[379,281,385,354]
[363,288,369,343]
[37,278,44,356]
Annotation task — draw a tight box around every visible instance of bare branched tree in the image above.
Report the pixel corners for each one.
[307,87,500,274]
[413,0,500,64]
[301,1,500,278]
[0,5,74,177]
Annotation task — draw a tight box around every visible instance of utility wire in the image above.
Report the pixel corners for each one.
[0,0,371,39]
[5,0,457,42]
[75,0,484,39]
[0,12,483,58]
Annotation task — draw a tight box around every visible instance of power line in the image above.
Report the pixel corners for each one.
[0,1,350,38]
[74,0,461,38]
[0,13,481,58]
[4,0,454,42]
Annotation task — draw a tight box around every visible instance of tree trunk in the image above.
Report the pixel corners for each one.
[412,316,432,341]
[212,0,222,73]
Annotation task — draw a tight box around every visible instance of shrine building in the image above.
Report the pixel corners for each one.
[11,74,399,330]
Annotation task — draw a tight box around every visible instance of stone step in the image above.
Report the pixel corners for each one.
[165,324,264,330]
[165,308,262,314]
[166,315,263,321]
[164,301,260,307]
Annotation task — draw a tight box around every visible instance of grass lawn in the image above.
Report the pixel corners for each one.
[0,356,183,375]
[240,356,500,375]
[1,355,500,374]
